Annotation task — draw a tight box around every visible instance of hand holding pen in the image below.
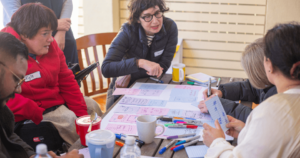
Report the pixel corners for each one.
[202,88,223,100]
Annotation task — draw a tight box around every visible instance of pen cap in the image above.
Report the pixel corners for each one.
[125,136,136,145]
[159,147,166,154]
[173,145,184,152]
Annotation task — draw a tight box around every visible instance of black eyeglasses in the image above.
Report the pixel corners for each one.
[140,11,163,22]
[0,62,25,89]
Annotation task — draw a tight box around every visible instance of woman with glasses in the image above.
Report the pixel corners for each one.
[1,3,100,146]
[102,0,178,110]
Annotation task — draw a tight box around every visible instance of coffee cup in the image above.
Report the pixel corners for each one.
[85,130,115,158]
[136,115,165,144]
[75,115,101,146]
[172,63,186,82]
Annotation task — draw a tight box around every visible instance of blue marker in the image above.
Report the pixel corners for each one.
[159,140,176,154]
[149,77,164,83]
[175,135,200,146]
[173,139,199,152]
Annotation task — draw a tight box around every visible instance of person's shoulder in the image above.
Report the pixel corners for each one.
[163,17,177,31]
[120,22,138,34]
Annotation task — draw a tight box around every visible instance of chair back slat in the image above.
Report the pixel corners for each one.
[76,32,117,96]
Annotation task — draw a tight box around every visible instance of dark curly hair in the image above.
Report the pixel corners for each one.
[127,0,169,25]
[264,22,300,80]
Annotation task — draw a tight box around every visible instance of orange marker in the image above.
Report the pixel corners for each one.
[115,141,124,147]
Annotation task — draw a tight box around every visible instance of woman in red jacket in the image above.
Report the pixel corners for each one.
[2,3,100,145]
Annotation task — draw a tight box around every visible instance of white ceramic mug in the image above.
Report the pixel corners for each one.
[136,115,165,144]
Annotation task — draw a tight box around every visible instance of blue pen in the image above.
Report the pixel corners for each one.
[149,77,164,83]
[175,135,200,146]
[173,139,199,152]
[158,140,176,154]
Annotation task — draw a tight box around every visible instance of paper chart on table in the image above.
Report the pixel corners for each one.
[101,83,233,140]
[113,88,164,96]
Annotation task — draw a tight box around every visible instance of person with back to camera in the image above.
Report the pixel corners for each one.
[202,22,300,157]
[198,38,277,123]
[101,0,178,110]
[1,3,101,146]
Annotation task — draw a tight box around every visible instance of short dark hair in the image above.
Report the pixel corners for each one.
[127,0,169,25]
[8,3,57,39]
[0,32,28,60]
[264,22,300,80]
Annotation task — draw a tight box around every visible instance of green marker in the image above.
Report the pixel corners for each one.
[187,81,200,85]
[164,123,176,127]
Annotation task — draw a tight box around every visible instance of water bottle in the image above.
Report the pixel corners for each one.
[120,136,141,158]
[34,144,52,158]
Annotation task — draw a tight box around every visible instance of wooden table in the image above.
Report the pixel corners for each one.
[69,74,247,157]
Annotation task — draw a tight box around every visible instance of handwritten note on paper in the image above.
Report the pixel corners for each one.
[138,89,163,96]
[109,114,138,123]
[167,109,182,117]
[170,89,199,97]
[169,96,197,103]
[139,84,167,90]
[196,113,212,120]
[113,88,141,95]
[137,107,169,115]
[105,124,137,135]
[114,105,140,114]
[175,85,202,90]
[205,95,229,132]
[119,97,150,105]
[148,100,168,107]
[185,145,209,158]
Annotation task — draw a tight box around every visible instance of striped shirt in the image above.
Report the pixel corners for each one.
[147,35,155,47]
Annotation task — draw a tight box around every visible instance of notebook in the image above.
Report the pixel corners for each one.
[186,72,216,84]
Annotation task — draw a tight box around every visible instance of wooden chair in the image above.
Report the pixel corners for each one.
[76,32,118,111]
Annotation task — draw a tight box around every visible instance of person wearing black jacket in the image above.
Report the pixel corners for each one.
[199,38,277,123]
[102,0,178,110]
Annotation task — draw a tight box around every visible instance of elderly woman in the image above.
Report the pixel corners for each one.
[202,23,300,157]
[101,0,178,110]
[199,38,277,122]
[2,3,100,145]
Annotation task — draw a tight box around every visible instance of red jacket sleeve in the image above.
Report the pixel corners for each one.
[6,93,45,124]
[53,39,88,116]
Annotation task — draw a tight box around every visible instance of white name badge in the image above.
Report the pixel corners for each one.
[154,49,164,57]
[25,71,41,82]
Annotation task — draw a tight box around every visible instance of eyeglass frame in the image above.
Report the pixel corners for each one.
[140,11,164,22]
[0,62,25,89]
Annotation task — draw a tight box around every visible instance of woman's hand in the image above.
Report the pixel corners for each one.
[57,18,71,31]
[203,120,225,147]
[198,94,216,113]
[54,31,66,51]
[138,59,163,78]
[202,88,223,99]
[116,75,131,88]
[225,115,245,138]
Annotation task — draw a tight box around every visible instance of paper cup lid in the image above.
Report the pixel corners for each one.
[76,115,101,125]
[85,130,115,146]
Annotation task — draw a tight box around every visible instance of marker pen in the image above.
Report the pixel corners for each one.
[168,124,198,129]
[166,133,196,140]
[175,135,200,145]
[158,140,176,154]
[173,139,199,152]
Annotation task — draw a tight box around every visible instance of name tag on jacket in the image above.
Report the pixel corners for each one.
[25,71,41,82]
[154,49,164,57]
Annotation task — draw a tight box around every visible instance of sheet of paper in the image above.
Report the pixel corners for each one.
[185,145,209,158]
[109,114,138,123]
[105,124,137,135]
[187,72,216,83]
[175,85,202,90]
[78,148,91,158]
[113,88,141,95]
[205,96,229,132]
[138,89,163,96]
[169,96,197,103]
[119,97,150,105]
[137,107,169,115]
[171,88,199,97]
[167,109,182,117]
[139,84,167,90]
[114,105,140,114]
